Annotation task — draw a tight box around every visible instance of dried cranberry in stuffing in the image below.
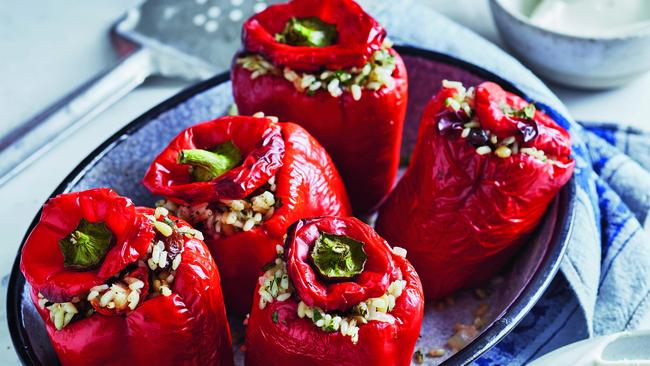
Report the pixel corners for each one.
[516,119,539,142]
[467,129,489,147]
[165,230,184,256]
[437,110,470,135]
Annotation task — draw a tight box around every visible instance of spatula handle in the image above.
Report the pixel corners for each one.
[0,47,154,187]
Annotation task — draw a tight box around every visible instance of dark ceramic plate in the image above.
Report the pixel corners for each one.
[7,46,575,366]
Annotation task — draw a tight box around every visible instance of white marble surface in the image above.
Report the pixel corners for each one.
[0,0,648,364]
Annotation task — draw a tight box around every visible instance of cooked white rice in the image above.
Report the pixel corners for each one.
[441,80,560,163]
[257,244,408,344]
[236,45,398,99]
[161,176,278,240]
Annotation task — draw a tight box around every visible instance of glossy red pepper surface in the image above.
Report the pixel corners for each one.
[21,189,233,366]
[245,217,424,366]
[21,188,153,302]
[242,0,385,72]
[232,0,408,214]
[143,116,285,203]
[142,116,351,313]
[376,82,575,299]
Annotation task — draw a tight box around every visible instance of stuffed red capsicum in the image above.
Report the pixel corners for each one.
[232,0,408,214]
[142,115,351,314]
[245,216,423,366]
[20,188,233,366]
[376,81,575,299]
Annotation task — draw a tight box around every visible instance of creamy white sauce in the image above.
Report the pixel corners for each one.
[529,0,650,37]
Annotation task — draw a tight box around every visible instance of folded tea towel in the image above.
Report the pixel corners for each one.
[476,121,650,365]
[360,1,650,364]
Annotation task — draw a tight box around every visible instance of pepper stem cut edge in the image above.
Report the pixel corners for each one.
[178,141,241,182]
[58,218,113,270]
[310,232,367,280]
[275,17,338,47]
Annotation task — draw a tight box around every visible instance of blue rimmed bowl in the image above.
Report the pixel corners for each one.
[7,45,576,366]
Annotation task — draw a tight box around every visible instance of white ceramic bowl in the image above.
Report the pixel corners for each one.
[489,0,650,89]
[528,330,650,366]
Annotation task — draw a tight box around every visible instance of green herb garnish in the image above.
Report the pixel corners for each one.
[275,17,337,47]
[332,70,352,83]
[501,102,536,120]
[310,232,367,280]
[313,309,323,322]
[522,104,536,119]
[272,311,279,324]
[58,219,113,270]
[178,141,241,182]
[163,216,175,227]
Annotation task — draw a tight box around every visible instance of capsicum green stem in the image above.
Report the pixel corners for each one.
[58,219,113,270]
[311,232,367,280]
[275,17,338,47]
[178,141,241,182]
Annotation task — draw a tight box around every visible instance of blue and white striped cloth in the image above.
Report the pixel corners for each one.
[360,1,650,364]
[477,121,650,365]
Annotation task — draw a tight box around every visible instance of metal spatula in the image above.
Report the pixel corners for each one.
[0,0,279,186]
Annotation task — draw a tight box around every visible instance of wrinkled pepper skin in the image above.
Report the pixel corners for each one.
[240,0,386,73]
[143,116,351,313]
[20,189,234,366]
[232,0,408,214]
[376,82,575,300]
[245,217,424,366]
[21,188,153,302]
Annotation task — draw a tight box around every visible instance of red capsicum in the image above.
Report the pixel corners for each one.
[245,216,424,366]
[376,81,575,299]
[232,0,408,214]
[20,188,233,365]
[142,115,351,314]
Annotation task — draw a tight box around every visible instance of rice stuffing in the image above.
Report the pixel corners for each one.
[41,207,194,330]
[236,40,398,99]
[257,245,409,344]
[439,80,561,163]
[159,176,279,239]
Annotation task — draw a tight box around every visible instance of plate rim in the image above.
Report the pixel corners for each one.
[6,45,576,366]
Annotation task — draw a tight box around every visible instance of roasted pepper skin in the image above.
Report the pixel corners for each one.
[21,190,233,366]
[245,217,424,366]
[240,0,386,72]
[376,82,575,300]
[232,0,407,214]
[20,188,154,302]
[143,116,351,314]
